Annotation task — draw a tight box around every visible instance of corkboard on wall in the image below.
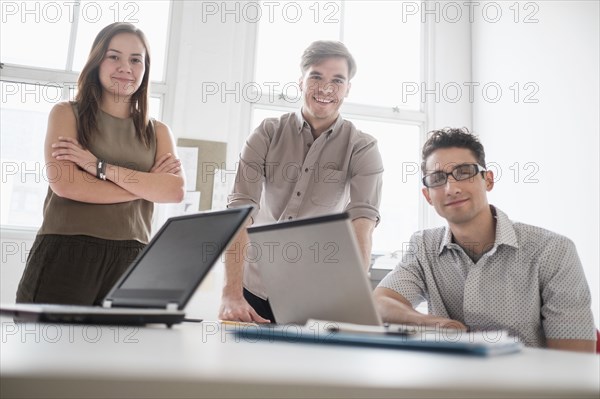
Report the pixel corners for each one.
[177,138,227,211]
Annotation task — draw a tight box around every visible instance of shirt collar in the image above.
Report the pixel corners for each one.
[439,205,519,255]
[293,109,305,134]
[294,109,343,138]
[492,205,519,249]
[439,226,454,254]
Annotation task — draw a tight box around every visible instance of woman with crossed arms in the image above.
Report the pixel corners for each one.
[17,22,184,305]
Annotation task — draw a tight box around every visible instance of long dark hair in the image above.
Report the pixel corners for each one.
[75,22,153,148]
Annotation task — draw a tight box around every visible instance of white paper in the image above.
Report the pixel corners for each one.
[162,191,201,218]
[177,146,198,191]
[211,168,235,210]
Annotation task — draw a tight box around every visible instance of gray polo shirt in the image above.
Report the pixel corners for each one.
[229,111,383,299]
[378,206,596,347]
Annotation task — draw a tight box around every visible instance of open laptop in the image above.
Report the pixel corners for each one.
[247,212,382,326]
[244,213,522,355]
[0,206,252,327]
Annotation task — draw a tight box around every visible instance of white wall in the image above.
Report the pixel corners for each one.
[472,1,599,323]
[167,1,255,174]
[425,8,473,227]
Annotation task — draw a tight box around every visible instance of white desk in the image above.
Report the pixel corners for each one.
[1,319,598,398]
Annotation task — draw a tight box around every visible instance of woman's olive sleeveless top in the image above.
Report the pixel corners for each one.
[37,103,156,243]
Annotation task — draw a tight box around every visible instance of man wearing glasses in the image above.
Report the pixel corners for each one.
[374,128,596,353]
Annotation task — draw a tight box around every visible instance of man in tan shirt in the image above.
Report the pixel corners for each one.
[220,41,384,323]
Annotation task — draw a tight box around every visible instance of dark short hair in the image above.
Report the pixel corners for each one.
[300,40,357,80]
[421,127,486,172]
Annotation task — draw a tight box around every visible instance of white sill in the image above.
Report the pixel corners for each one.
[0,226,38,240]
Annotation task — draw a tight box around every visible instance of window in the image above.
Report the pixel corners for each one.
[0,0,172,229]
[1,82,58,227]
[251,1,425,255]
[71,1,171,81]
[343,118,421,252]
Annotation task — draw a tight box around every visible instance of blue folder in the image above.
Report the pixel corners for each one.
[234,324,523,357]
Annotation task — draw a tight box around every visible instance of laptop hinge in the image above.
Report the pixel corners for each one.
[102,299,113,308]
[166,302,179,311]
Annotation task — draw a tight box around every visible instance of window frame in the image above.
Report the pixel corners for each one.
[246,1,435,250]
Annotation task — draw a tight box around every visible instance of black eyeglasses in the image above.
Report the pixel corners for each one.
[422,163,487,188]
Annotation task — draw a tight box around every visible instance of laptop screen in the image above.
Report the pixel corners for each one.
[105,207,251,309]
[247,212,382,325]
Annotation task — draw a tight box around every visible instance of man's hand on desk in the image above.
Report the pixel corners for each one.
[374,288,467,331]
[219,294,270,324]
[383,306,468,331]
[414,314,468,331]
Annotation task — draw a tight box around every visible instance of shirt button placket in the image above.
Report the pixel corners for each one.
[286,138,316,220]
[469,253,493,331]
[463,256,483,329]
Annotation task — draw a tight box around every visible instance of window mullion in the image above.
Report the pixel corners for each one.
[65,1,82,72]
[1,64,79,86]
[339,1,346,42]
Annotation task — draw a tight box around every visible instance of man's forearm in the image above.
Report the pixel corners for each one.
[351,217,376,271]
[546,338,596,353]
[373,288,467,329]
[222,226,250,298]
[373,288,422,324]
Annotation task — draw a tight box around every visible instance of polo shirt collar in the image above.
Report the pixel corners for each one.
[439,204,519,255]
